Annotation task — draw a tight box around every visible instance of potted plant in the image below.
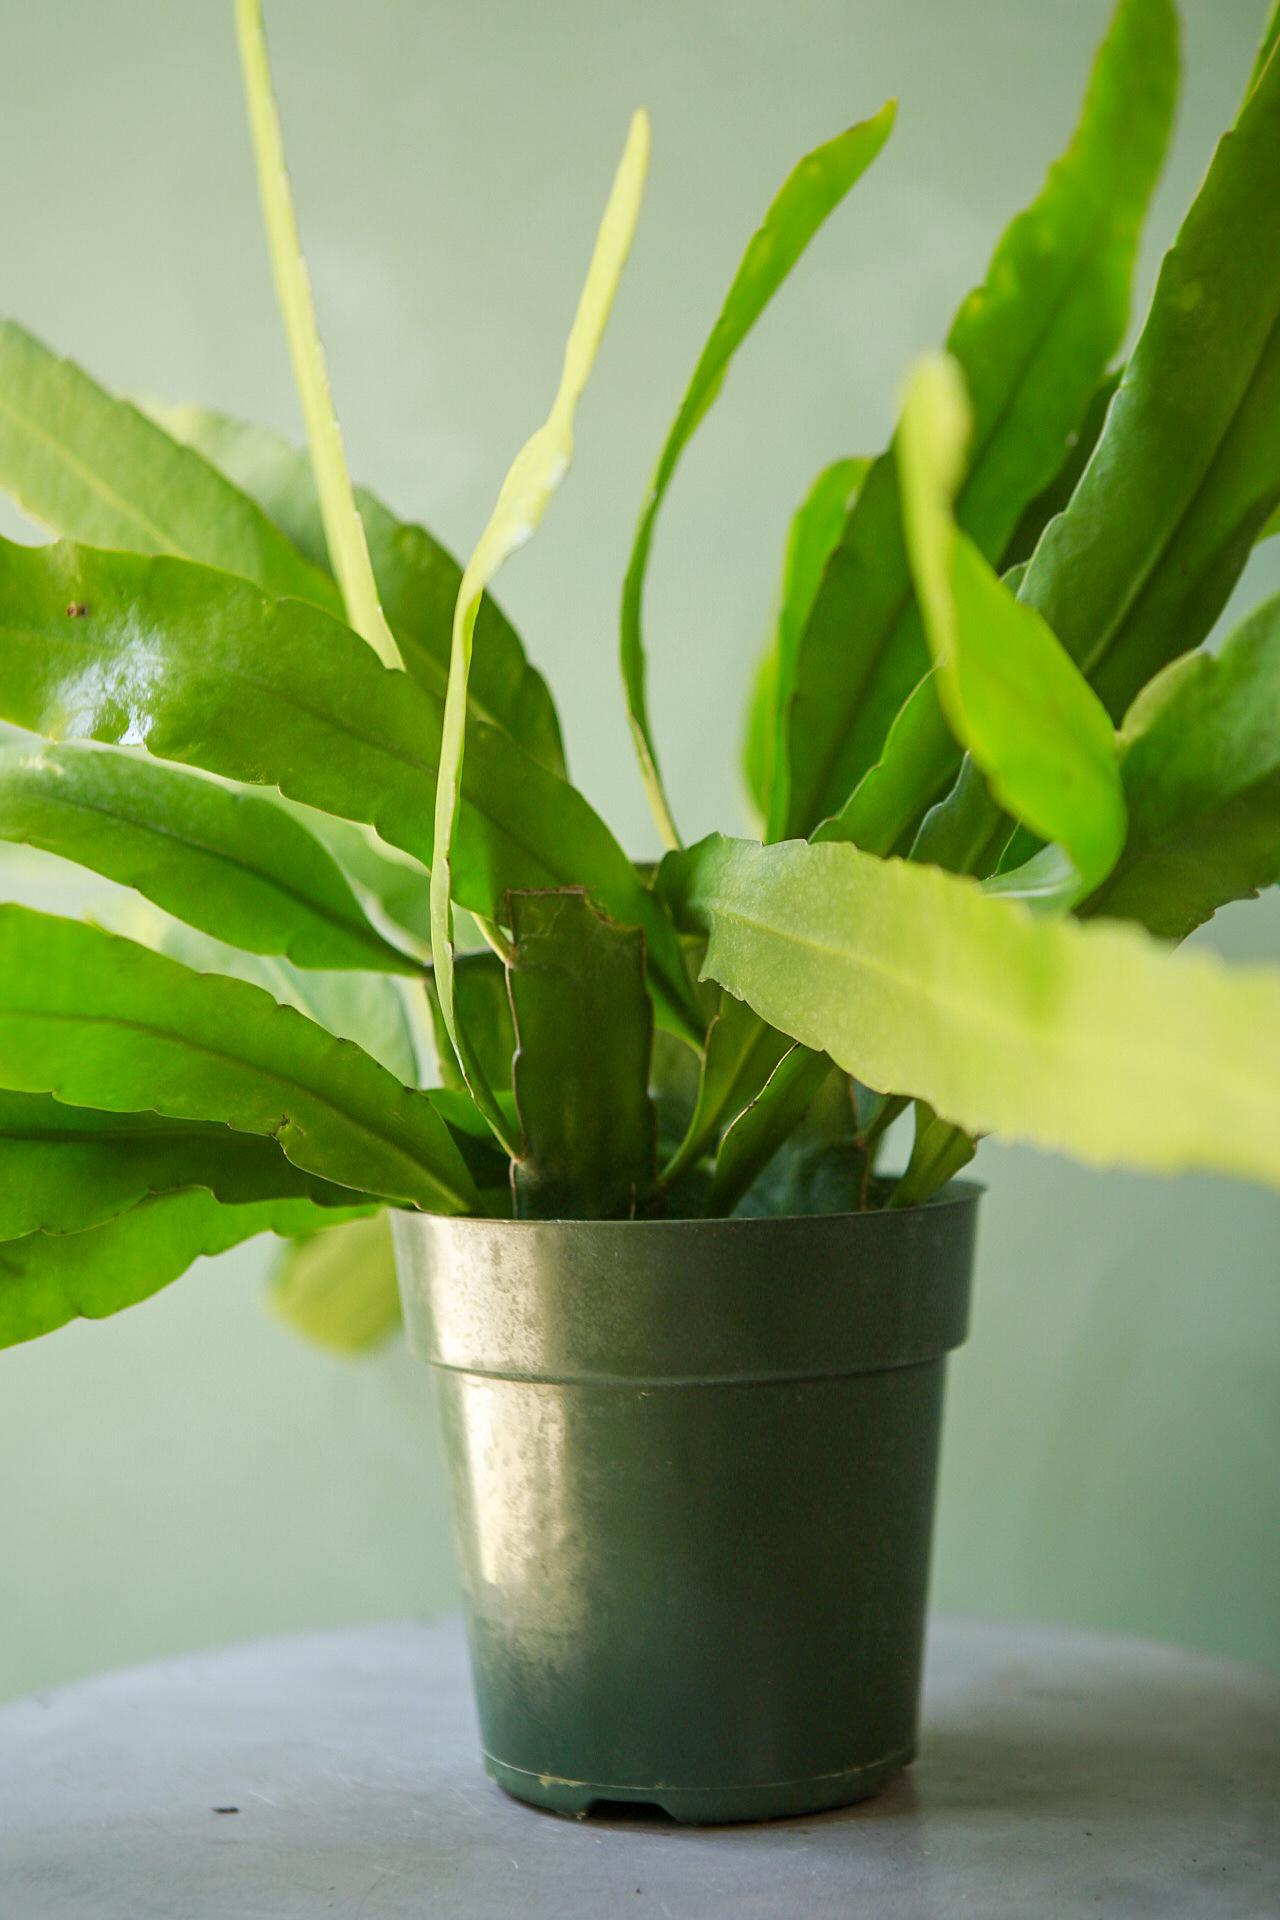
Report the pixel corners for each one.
[1,0,1277,1821]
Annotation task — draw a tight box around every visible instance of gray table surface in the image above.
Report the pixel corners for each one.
[1,1617,1276,1919]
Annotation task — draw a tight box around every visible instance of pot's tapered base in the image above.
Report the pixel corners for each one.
[484,1744,913,1825]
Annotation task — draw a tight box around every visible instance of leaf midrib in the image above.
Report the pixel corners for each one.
[1,1004,465,1205]
[4,772,404,966]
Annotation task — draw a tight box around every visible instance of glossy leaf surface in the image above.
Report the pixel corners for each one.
[663,834,1280,1190]
[157,403,565,776]
[0,537,687,1016]
[622,109,895,846]
[0,740,413,972]
[0,906,478,1211]
[507,891,655,1219]
[777,0,1177,837]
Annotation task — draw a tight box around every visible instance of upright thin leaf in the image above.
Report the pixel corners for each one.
[1018,33,1280,716]
[235,0,402,668]
[922,34,1280,878]
[0,323,338,609]
[0,1188,372,1351]
[662,834,1280,1190]
[897,357,1125,905]
[777,0,1178,837]
[743,456,869,827]
[155,403,566,776]
[0,740,414,972]
[506,890,656,1218]
[0,906,478,1212]
[623,110,895,848]
[431,111,650,1148]
[1082,596,1280,939]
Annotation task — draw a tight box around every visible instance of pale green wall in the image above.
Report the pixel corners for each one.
[0,0,1276,1700]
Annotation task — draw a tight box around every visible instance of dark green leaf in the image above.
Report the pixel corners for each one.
[733,1069,870,1217]
[0,537,693,1027]
[889,1104,977,1208]
[777,0,1178,837]
[269,1211,402,1353]
[622,108,896,846]
[661,989,791,1183]
[0,1187,371,1350]
[0,321,338,608]
[0,1089,365,1240]
[1019,34,1280,717]
[743,457,869,828]
[921,34,1280,879]
[0,740,414,972]
[424,949,515,1095]
[999,369,1121,572]
[507,890,656,1219]
[1081,595,1280,939]
[0,906,478,1211]
[705,1043,834,1218]
[157,403,566,776]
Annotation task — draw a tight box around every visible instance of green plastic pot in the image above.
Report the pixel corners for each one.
[394,1185,978,1824]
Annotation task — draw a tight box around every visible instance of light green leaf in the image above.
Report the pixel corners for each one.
[777,0,1178,838]
[662,834,1280,1190]
[744,456,869,828]
[898,356,1126,905]
[234,0,402,668]
[0,740,414,972]
[505,890,655,1219]
[623,108,895,848]
[0,321,338,609]
[0,1088,365,1240]
[155,403,566,776]
[432,111,651,1148]
[0,905,478,1211]
[661,989,792,1183]
[705,1044,834,1219]
[1082,595,1280,939]
[269,1211,401,1354]
[0,1187,372,1351]
[0,537,689,1024]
